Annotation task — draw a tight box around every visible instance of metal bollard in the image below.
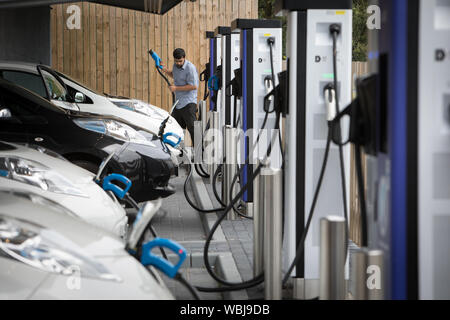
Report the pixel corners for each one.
[253,159,264,277]
[193,121,203,165]
[223,125,238,220]
[209,111,220,183]
[366,250,384,300]
[205,111,212,174]
[263,165,283,300]
[350,249,366,300]
[319,216,346,300]
[199,100,207,135]
[350,248,384,300]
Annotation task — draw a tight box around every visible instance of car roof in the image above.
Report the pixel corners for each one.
[0,61,52,74]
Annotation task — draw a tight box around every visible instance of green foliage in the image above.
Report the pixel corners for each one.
[258,0,369,61]
[353,0,369,61]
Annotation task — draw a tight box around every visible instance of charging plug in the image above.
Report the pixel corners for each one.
[267,37,275,46]
[324,84,337,122]
[329,24,341,36]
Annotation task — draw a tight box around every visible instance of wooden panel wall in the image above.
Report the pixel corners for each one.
[50,0,258,112]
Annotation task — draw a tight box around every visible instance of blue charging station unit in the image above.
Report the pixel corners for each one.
[230,19,282,204]
[365,0,418,300]
[366,0,450,300]
[206,31,216,111]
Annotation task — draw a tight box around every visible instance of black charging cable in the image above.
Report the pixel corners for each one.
[196,111,281,293]
[174,272,201,300]
[212,162,254,220]
[195,163,210,178]
[282,129,332,286]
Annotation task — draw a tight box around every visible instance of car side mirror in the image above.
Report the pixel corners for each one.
[127,198,162,252]
[0,108,12,118]
[74,92,85,103]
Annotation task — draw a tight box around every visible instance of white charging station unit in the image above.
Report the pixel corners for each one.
[230,31,241,127]
[215,26,233,130]
[417,0,450,300]
[275,0,353,299]
[214,26,242,129]
[230,18,282,215]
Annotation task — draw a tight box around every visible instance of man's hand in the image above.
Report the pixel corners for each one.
[169,85,177,93]
[161,65,174,78]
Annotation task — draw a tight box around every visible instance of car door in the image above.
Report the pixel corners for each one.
[0,85,33,144]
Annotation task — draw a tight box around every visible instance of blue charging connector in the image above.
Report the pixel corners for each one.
[102,173,132,199]
[140,238,187,279]
[149,49,163,70]
[162,132,182,148]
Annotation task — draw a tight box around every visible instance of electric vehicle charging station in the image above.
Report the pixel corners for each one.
[416,0,450,300]
[204,31,222,178]
[206,31,222,113]
[213,26,243,211]
[230,18,283,217]
[214,26,232,130]
[275,0,352,299]
[230,31,242,128]
[213,26,242,129]
[361,0,450,300]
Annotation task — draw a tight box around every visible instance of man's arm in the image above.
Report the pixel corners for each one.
[169,84,197,92]
[161,67,173,78]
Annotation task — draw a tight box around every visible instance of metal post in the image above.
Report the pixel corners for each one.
[350,248,367,300]
[222,125,230,205]
[319,216,346,300]
[209,111,220,184]
[366,250,384,300]
[350,248,384,300]
[253,159,264,277]
[197,101,207,166]
[223,125,238,220]
[200,100,207,135]
[205,111,212,175]
[193,121,203,165]
[263,165,283,300]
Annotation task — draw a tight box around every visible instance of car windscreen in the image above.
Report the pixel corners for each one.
[55,71,105,97]
[41,69,71,102]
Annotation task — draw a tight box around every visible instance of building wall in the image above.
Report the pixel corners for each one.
[50,0,258,112]
[0,6,51,65]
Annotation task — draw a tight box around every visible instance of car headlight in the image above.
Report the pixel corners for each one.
[0,214,121,282]
[73,119,156,147]
[0,157,88,198]
[111,99,167,121]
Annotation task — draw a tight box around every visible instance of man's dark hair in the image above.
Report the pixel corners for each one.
[173,48,186,59]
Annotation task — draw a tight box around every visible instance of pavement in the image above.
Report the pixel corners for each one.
[135,165,265,300]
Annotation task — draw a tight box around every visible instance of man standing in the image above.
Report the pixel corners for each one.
[161,48,199,146]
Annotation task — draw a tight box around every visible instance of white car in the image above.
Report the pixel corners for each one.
[0,189,174,300]
[0,141,128,238]
[0,61,184,160]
